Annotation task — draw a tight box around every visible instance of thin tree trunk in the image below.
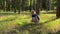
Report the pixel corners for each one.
[18,0,21,14]
[6,0,10,11]
[2,0,5,11]
[33,0,36,10]
[51,0,54,10]
[36,0,41,15]
[22,0,25,11]
[46,0,50,12]
[56,0,60,18]
[13,0,16,13]
[0,0,3,10]
[30,0,33,11]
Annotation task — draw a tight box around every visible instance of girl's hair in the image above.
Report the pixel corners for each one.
[31,10,36,14]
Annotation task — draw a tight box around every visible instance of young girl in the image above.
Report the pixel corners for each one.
[31,10,40,24]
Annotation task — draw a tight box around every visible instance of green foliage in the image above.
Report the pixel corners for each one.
[42,0,46,9]
[0,0,57,11]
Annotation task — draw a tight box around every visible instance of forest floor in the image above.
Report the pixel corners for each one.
[0,11,60,34]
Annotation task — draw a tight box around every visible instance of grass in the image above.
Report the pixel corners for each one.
[0,11,60,34]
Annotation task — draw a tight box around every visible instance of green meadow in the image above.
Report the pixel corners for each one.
[0,11,60,34]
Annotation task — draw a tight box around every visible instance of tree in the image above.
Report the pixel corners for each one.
[18,0,21,14]
[2,0,5,11]
[13,0,16,13]
[22,0,25,11]
[46,0,50,12]
[50,0,54,10]
[42,0,46,10]
[0,0,3,10]
[56,0,60,18]
[36,0,41,15]
[33,0,36,10]
[30,0,33,11]
[6,0,10,11]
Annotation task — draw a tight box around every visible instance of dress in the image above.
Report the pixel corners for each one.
[32,14,39,23]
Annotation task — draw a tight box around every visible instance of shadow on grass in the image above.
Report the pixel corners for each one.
[44,18,57,23]
[15,18,57,34]
[21,12,30,15]
[15,23,42,34]
[6,23,42,34]
[0,17,16,23]
[53,31,60,34]
[9,18,58,34]
[0,13,18,16]
[7,18,58,34]
[42,11,56,14]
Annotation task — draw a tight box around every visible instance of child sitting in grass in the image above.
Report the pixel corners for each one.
[31,10,40,24]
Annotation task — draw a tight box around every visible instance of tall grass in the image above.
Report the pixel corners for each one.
[0,11,60,34]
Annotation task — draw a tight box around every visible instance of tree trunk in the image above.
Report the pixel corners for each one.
[56,0,60,18]
[13,0,16,13]
[2,0,5,11]
[30,0,33,11]
[36,0,41,15]
[18,0,21,14]
[33,0,36,10]
[6,0,10,11]
[22,0,25,11]
[0,0,3,10]
[46,0,50,12]
[51,0,54,10]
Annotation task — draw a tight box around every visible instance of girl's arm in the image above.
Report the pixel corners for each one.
[35,15,40,19]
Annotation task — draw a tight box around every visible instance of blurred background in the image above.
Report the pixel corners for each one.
[0,0,60,34]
